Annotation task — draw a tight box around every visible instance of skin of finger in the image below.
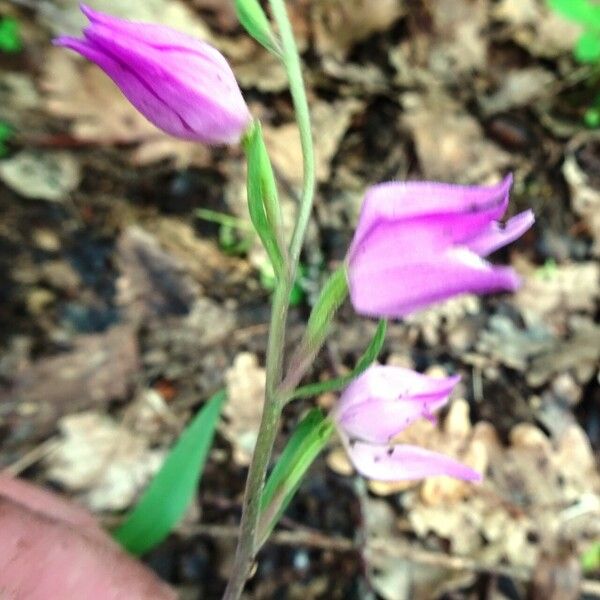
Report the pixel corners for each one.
[0,474,108,544]
[0,496,176,599]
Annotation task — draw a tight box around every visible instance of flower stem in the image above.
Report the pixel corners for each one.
[268,0,315,270]
[223,1,315,598]
[223,282,289,600]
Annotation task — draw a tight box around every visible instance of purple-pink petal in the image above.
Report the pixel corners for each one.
[54,6,250,145]
[335,366,460,443]
[349,175,512,259]
[349,245,520,318]
[344,440,482,482]
[463,209,535,257]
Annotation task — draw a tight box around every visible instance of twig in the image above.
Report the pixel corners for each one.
[184,523,600,596]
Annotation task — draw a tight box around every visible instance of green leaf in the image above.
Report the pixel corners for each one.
[582,540,600,572]
[235,0,281,55]
[0,18,22,54]
[575,31,600,62]
[257,409,334,547]
[244,120,285,277]
[113,390,225,555]
[289,319,387,400]
[305,265,349,349]
[0,122,12,158]
[549,0,600,27]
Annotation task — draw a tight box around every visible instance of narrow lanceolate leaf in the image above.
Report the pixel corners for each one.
[113,390,226,555]
[244,120,285,276]
[257,409,334,548]
[289,319,387,400]
[235,0,281,55]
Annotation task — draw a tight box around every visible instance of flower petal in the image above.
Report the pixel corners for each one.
[81,24,249,144]
[55,6,250,145]
[344,440,482,482]
[463,209,535,257]
[335,366,460,443]
[349,245,520,318]
[349,175,512,259]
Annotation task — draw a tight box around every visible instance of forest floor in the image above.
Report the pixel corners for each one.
[0,0,599,598]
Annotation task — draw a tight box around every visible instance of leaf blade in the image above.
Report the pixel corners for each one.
[113,390,225,555]
[289,319,387,400]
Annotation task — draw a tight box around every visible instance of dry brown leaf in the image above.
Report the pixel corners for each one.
[513,259,600,328]
[263,98,363,186]
[493,0,583,58]
[116,226,202,322]
[44,411,165,512]
[0,150,80,202]
[563,136,600,255]
[404,294,481,347]
[426,0,488,77]
[312,0,406,60]
[404,415,600,569]
[402,92,510,182]
[0,325,139,446]
[223,353,265,465]
[479,67,556,116]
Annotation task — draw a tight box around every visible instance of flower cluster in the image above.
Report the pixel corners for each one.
[58,6,534,485]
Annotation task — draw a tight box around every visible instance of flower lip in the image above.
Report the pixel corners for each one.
[333,366,481,482]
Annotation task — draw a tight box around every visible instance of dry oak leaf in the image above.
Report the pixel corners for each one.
[402,92,510,182]
[223,352,266,466]
[44,411,166,512]
[312,0,406,60]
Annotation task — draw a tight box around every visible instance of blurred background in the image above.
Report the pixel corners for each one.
[0,0,599,598]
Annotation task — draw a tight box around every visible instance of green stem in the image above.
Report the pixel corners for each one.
[223,1,315,598]
[223,282,290,600]
[268,0,315,271]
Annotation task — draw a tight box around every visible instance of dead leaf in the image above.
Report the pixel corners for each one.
[402,92,510,182]
[223,352,265,465]
[427,0,488,77]
[494,0,583,58]
[263,98,363,185]
[0,325,139,445]
[116,226,202,322]
[513,259,600,329]
[479,67,556,116]
[44,411,165,511]
[312,0,406,60]
[563,136,600,255]
[0,150,80,202]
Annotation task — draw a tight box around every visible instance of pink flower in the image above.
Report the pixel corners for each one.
[347,175,534,318]
[54,5,251,144]
[333,366,481,481]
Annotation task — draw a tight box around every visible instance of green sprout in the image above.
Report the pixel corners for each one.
[0,17,23,53]
[260,261,306,306]
[195,208,253,256]
[0,122,13,157]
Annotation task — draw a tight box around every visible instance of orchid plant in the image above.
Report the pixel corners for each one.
[57,2,534,599]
